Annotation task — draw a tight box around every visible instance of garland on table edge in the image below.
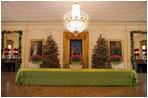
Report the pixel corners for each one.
[130,31,147,70]
[1,30,22,70]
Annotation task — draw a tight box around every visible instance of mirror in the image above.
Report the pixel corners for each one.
[4,33,19,59]
[130,31,147,70]
[1,30,22,70]
[133,33,147,60]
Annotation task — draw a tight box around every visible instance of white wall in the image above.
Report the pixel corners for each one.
[1,22,147,69]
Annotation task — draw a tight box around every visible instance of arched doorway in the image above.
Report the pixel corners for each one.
[63,32,89,68]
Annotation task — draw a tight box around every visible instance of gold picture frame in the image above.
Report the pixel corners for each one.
[29,39,45,60]
[108,40,123,58]
[63,32,89,68]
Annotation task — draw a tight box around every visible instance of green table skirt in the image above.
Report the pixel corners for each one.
[15,68,138,86]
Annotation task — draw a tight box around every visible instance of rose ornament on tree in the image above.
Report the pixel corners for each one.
[70,55,82,70]
[108,55,123,70]
[29,55,44,65]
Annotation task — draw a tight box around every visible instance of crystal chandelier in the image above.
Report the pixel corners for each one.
[64,2,89,36]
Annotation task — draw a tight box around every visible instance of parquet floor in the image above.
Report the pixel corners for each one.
[1,72,147,97]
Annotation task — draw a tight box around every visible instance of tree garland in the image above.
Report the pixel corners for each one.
[130,31,147,70]
[1,30,22,70]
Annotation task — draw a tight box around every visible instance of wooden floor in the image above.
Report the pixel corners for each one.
[1,72,147,97]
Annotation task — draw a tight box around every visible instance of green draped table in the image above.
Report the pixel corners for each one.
[15,68,138,86]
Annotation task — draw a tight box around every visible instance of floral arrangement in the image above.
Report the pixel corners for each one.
[108,55,123,66]
[134,48,140,59]
[14,48,18,51]
[134,53,140,56]
[70,55,82,66]
[29,55,44,64]
[4,48,10,51]
[13,52,18,55]
[134,48,139,51]
[4,52,8,55]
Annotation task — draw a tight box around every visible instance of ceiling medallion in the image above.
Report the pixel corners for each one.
[64,2,89,36]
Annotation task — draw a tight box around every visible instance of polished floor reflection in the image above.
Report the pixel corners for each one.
[1,72,147,97]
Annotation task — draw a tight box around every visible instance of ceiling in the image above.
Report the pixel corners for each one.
[1,1,147,22]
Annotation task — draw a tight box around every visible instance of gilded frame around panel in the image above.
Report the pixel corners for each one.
[108,40,124,58]
[63,32,89,68]
[28,39,45,61]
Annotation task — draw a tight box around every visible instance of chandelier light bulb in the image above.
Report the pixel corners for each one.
[64,2,89,36]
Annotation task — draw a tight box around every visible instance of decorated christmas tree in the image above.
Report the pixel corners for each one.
[40,35,60,68]
[91,34,111,68]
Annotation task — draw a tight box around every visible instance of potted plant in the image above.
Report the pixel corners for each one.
[14,48,18,51]
[108,55,123,70]
[70,55,82,71]
[4,52,8,59]
[29,55,44,68]
[3,48,10,59]
[13,52,18,59]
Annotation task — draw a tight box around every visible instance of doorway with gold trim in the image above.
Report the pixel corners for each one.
[63,32,89,68]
